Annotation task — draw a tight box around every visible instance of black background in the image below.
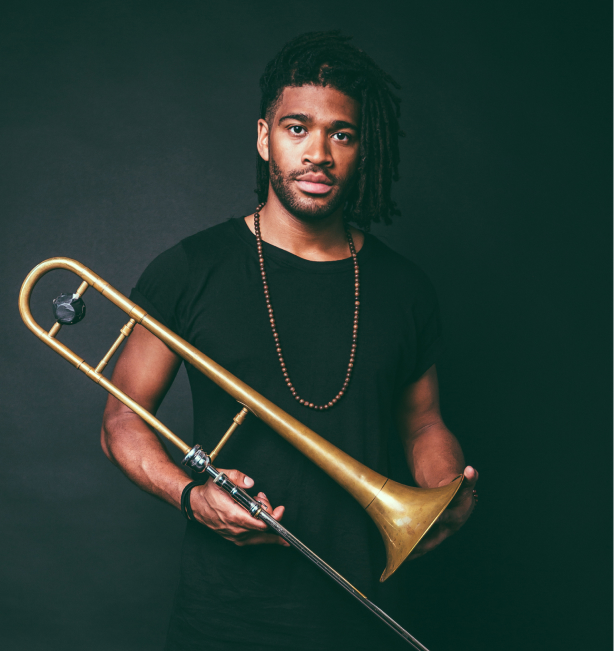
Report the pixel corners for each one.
[0,1,610,650]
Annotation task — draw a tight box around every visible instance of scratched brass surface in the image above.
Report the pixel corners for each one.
[19,257,463,580]
[367,476,463,581]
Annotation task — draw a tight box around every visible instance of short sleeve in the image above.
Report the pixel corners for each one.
[405,271,445,384]
[129,243,189,336]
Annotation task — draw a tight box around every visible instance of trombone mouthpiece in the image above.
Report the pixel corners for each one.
[52,293,86,325]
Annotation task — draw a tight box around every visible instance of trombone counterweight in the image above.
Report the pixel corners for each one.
[19,256,462,582]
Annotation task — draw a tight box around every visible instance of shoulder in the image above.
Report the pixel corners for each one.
[131,219,242,330]
[135,240,188,287]
[139,219,240,280]
[179,218,243,266]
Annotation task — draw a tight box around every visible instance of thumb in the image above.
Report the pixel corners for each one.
[222,468,255,489]
[462,466,479,489]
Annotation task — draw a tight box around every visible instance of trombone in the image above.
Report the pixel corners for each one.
[19,257,463,650]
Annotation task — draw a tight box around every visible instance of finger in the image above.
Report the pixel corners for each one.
[239,498,287,545]
[209,471,269,530]
[230,510,269,531]
[205,503,268,534]
[203,489,268,532]
[462,466,479,488]
[255,491,273,512]
[241,506,290,547]
[410,525,452,558]
[223,499,271,531]
[420,526,452,551]
[222,468,255,489]
[254,493,285,522]
[269,505,285,522]
[236,492,282,531]
[448,466,478,506]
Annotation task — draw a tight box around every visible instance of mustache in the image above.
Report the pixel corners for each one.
[287,165,337,184]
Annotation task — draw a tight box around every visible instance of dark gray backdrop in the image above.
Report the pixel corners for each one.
[1,2,610,650]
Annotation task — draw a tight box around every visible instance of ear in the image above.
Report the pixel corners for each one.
[257,118,270,162]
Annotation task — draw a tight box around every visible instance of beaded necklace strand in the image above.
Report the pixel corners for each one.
[253,204,360,410]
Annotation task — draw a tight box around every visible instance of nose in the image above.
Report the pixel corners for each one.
[301,130,332,167]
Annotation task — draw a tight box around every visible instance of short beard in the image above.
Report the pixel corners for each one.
[268,158,354,223]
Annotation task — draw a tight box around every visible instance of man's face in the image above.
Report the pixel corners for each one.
[257,85,361,222]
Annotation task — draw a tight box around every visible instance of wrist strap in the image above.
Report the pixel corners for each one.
[181,480,206,521]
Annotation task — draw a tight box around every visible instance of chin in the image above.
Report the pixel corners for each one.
[292,203,339,222]
[279,190,346,223]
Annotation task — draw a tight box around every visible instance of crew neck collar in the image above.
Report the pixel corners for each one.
[231,216,372,274]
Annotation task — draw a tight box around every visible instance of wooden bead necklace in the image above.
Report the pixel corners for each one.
[253,203,360,410]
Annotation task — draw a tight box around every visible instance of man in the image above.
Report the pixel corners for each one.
[102,32,478,650]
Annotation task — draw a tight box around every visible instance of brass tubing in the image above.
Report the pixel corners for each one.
[18,260,189,455]
[19,257,463,582]
[76,360,190,455]
[79,358,190,455]
[19,257,386,508]
[76,280,89,296]
[96,374,191,455]
[95,318,136,374]
[209,407,249,462]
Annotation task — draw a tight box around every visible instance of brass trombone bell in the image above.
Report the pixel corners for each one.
[19,257,463,582]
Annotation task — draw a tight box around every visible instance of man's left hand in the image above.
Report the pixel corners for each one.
[410,465,479,560]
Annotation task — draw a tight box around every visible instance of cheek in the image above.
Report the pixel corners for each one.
[271,145,290,170]
[269,134,299,167]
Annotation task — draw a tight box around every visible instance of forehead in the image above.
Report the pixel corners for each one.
[272,85,360,125]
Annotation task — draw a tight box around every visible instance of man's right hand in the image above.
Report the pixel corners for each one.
[189,469,290,547]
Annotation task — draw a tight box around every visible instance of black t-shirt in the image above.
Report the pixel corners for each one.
[130,217,443,651]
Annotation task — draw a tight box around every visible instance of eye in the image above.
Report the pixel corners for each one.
[332,132,352,142]
[289,125,306,135]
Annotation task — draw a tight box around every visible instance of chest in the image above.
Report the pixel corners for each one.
[179,255,418,406]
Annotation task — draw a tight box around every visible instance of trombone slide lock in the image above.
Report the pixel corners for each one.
[182,445,210,473]
[20,257,461,589]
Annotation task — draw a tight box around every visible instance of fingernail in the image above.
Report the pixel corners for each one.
[244,476,254,487]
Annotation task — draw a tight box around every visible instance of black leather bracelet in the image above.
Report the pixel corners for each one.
[181,480,205,521]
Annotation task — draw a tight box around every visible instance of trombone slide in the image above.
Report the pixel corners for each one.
[19,257,462,582]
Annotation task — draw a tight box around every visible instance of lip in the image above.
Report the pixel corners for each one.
[295,180,333,195]
[295,175,333,195]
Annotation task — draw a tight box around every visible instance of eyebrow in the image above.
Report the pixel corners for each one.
[278,113,310,124]
[278,113,359,131]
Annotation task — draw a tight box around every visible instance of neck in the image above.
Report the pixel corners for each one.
[245,192,364,262]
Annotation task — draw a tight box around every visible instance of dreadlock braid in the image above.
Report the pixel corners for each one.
[256,31,403,230]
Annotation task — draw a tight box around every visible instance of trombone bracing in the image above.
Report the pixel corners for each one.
[19,257,463,650]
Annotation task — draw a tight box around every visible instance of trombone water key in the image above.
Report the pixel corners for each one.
[19,257,462,648]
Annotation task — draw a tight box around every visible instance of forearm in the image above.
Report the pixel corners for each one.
[403,422,465,488]
[101,411,191,510]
